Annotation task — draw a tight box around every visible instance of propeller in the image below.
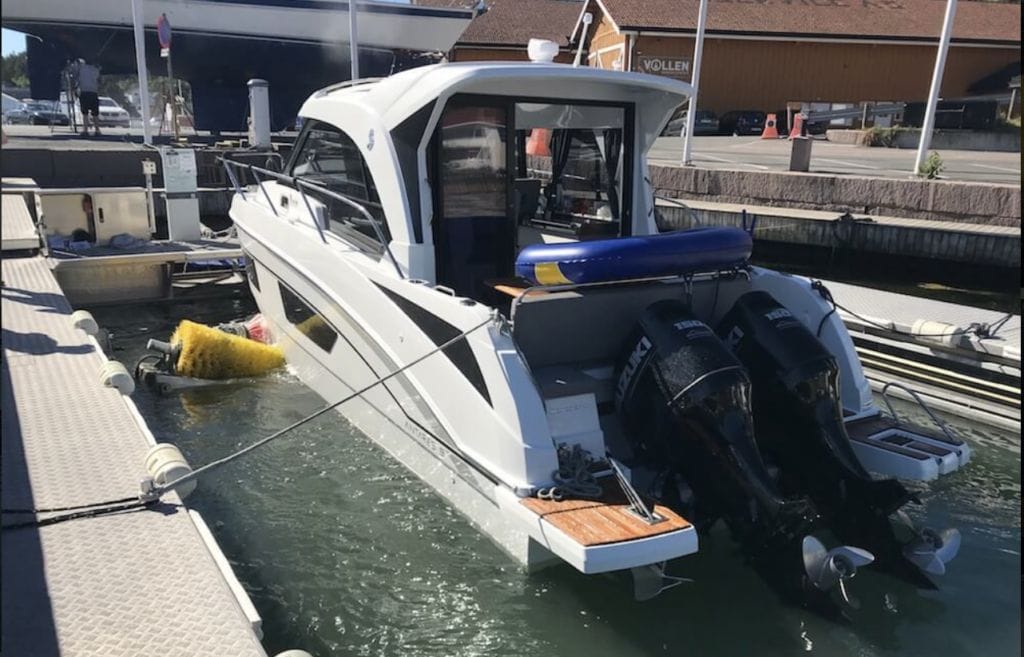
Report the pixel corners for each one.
[903,527,961,576]
[802,536,875,607]
[631,562,692,601]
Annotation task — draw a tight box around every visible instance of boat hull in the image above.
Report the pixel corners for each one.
[238,232,554,569]
[233,206,699,574]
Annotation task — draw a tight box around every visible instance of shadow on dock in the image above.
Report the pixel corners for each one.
[1,359,61,657]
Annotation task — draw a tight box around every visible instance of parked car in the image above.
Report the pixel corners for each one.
[3,99,70,126]
[64,93,132,128]
[2,92,24,117]
[692,110,720,135]
[96,96,132,128]
[718,110,766,136]
[660,108,720,137]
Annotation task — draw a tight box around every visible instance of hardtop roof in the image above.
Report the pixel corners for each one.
[301,62,693,135]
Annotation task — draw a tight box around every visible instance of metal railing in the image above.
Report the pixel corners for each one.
[880,381,960,446]
[653,194,702,228]
[219,157,404,279]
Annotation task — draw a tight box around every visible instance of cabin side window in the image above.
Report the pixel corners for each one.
[278,282,339,353]
[289,120,390,253]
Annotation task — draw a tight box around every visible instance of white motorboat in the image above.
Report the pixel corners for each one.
[223,58,967,604]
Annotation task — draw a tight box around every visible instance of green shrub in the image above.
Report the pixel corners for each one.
[864,126,915,147]
[919,151,944,179]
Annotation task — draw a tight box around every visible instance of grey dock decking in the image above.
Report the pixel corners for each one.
[823,278,1020,354]
[823,278,1020,431]
[2,193,40,252]
[1,256,266,657]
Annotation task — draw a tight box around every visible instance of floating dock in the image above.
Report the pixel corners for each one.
[1,192,39,252]
[822,278,1020,432]
[1,254,267,656]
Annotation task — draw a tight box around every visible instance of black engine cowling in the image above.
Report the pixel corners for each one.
[614,299,816,550]
[716,291,912,527]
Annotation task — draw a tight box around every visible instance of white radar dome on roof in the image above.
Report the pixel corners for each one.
[527,39,559,63]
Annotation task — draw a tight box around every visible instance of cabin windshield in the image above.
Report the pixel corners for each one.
[432,94,633,303]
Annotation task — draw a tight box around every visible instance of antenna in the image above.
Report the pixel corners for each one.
[573,12,594,68]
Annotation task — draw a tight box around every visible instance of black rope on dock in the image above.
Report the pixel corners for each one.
[2,496,141,515]
[811,280,1011,340]
[1,500,156,532]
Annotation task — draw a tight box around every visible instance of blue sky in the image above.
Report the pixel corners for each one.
[3,28,27,56]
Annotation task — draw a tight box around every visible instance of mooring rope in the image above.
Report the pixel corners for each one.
[144,314,495,500]
[537,444,604,501]
[811,280,1012,341]
[0,501,156,531]
[2,314,495,531]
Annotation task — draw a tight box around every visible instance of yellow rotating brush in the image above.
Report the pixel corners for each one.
[169,320,285,379]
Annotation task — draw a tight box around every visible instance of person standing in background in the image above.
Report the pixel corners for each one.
[76,59,102,137]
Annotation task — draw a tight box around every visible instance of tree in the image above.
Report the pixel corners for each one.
[2,52,29,88]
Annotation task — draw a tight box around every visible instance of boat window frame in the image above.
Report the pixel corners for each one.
[427,93,636,241]
[281,118,391,256]
[278,280,339,353]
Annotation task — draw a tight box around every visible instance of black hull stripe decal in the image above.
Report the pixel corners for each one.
[245,250,499,487]
[374,283,492,406]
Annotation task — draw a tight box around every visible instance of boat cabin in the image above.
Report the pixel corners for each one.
[283,62,691,303]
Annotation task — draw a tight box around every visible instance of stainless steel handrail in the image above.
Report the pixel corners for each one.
[653,195,702,227]
[880,381,960,446]
[220,157,404,278]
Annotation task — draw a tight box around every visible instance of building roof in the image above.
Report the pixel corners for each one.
[423,0,586,48]
[588,0,1020,45]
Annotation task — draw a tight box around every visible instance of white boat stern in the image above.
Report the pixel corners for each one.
[497,487,698,575]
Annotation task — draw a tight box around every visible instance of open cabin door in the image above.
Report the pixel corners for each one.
[431,96,633,301]
[433,97,514,301]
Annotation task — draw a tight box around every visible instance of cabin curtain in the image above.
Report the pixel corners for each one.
[545,128,574,215]
[603,129,622,220]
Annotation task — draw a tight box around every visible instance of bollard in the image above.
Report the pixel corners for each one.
[247,79,271,149]
[789,136,813,172]
[71,309,99,336]
[99,360,135,395]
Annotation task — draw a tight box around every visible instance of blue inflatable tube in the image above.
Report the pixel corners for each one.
[515,227,752,285]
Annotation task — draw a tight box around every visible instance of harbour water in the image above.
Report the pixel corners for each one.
[92,298,1020,657]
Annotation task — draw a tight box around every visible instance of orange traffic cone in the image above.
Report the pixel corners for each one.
[788,113,805,139]
[761,113,779,139]
[526,128,551,156]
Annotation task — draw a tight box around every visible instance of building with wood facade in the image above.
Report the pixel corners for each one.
[422,0,1021,118]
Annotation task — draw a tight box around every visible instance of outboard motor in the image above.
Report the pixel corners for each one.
[717,291,910,515]
[614,300,816,554]
[717,291,957,587]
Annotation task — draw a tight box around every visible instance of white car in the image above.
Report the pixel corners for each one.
[62,93,132,128]
[96,96,131,128]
